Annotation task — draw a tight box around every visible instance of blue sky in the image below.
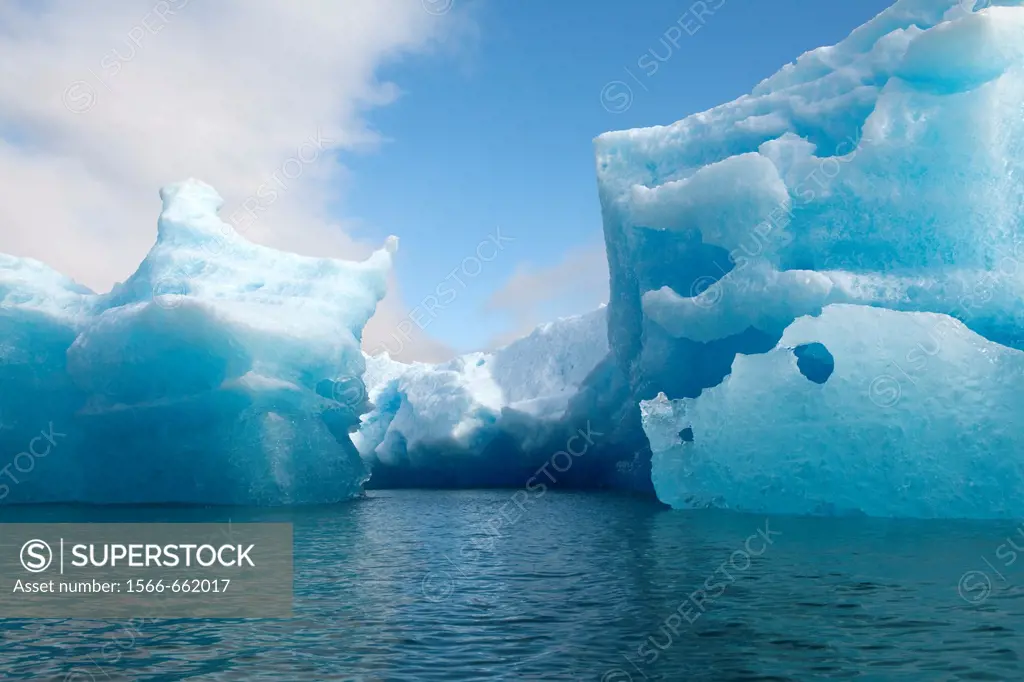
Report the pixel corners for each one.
[0,0,897,362]
[344,0,895,353]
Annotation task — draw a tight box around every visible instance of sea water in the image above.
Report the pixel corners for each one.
[1,490,1022,680]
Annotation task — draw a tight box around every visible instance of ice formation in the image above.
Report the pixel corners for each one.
[597,0,1024,517]
[642,305,1024,518]
[0,179,394,505]
[5,0,1019,515]
[354,307,642,489]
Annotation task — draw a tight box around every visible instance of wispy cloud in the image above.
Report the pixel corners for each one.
[484,243,609,347]
[0,0,466,360]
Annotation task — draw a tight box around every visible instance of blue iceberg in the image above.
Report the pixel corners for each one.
[1,180,393,505]
[4,0,1021,516]
[597,0,1024,517]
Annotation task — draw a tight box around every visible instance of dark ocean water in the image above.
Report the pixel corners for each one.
[1,490,1023,681]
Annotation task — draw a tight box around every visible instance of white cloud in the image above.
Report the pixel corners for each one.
[484,243,609,347]
[0,0,463,360]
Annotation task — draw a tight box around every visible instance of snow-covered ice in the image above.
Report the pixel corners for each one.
[354,307,628,488]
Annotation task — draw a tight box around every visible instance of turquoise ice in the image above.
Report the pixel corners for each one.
[595,0,1024,517]
[1,179,393,504]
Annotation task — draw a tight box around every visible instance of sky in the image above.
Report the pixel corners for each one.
[0,0,895,361]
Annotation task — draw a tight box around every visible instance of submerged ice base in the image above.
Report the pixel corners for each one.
[1,179,394,505]
[597,0,1024,517]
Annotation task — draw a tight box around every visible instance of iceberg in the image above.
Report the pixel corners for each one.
[596,0,1024,516]
[1,179,393,505]
[5,0,1018,515]
[353,307,645,489]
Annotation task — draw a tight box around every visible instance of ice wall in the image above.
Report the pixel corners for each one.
[0,179,393,505]
[596,0,1024,516]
